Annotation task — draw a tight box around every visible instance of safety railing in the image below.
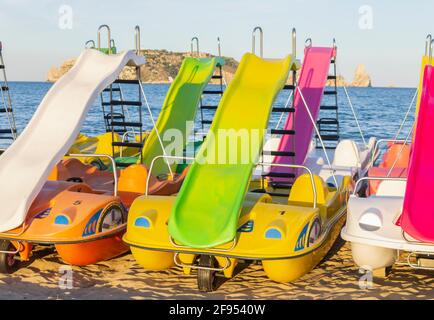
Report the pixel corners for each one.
[352,176,407,196]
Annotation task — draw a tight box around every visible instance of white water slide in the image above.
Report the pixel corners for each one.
[0,49,146,232]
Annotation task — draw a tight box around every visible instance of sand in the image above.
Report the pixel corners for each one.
[0,238,432,300]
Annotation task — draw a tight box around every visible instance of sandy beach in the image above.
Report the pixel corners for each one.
[0,238,432,300]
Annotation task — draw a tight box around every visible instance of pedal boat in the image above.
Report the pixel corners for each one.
[123,51,353,291]
[341,64,434,276]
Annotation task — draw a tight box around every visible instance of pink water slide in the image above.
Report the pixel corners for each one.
[400,65,434,242]
[269,46,335,179]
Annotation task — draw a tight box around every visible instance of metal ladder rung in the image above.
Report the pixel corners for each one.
[103,88,121,92]
[113,79,140,84]
[0,128,16,134]
[262,172,296,179]
[283,84,295,90]
[316,134,339,141]
[0,108,13,113]
[102,101,142,106]
[270,129,295,135]
[0,86,8,91]
[112,142,143,148]
[320,105,338,111]
[110,121,142,128]
[201,105,218,110]
[323,90,337,95]
[262,150,295,157]
[272,107,295,113]
[203,90,223,95]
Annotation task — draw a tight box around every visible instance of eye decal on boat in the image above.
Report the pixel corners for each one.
[54,214,70,225]
[134,217,150,228]
[294,223,309,252]
[237,220,254,233]
[265,228,282,239]
[82,209,102,237]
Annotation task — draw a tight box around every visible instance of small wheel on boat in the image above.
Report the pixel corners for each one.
[90,159,107,171]
[197,255,217,292]
[0,240,20,274]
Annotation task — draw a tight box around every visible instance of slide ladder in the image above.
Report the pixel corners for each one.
[316,47,340,149]
[0,41,17,144]
[264,45,335,189]
[195,38,225,139]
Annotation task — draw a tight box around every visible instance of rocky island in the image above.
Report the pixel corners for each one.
[47,50,371,87]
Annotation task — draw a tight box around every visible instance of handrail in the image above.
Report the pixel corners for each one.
[97,25,111,53]
[370,138,408,166]
[191,37,199,57]
[430,39,434,63]
[352,176,406,196]
[67,153,118,196]
[291,28,297,58]
[252,26,264,57]
[85,40,96,49]
[217,37,222,57]
[305,38,312,48]
[425,34,432,56]
[135,25,141,54]
[146,155,319,208]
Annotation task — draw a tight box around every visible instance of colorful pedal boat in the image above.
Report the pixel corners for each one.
[123,173,351,286]
[0,158,186,273]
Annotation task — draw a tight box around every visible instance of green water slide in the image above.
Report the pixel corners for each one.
[168,53,292,248]
[116,56,224,175]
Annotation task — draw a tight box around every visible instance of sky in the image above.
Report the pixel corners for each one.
[0,0,433,87]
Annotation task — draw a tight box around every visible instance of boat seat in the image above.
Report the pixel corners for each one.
[288,173,328,206]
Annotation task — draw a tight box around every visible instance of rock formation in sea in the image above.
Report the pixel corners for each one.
[351,64,371,87]
[47,49,238,84]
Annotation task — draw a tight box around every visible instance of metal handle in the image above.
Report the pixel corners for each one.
[252,26,264,57]
[217,37,222,57]
[191,37,199,57]
[135,25,141,54]
[371,138,408,165]
[352,176,407,196]
[85,40,95,49]
[67,153,118,196]
[291,28,296,58]
[146,155,319,209]
[425,34,432,56]
[97,24,111,53]
[305,38,312,47]
[430,39,434,62]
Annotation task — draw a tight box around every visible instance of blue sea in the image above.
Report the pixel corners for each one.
[0,82,416,149]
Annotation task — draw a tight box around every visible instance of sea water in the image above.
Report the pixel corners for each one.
[0,82,416,149]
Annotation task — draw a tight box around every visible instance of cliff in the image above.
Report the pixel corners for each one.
[47,49,239,83]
